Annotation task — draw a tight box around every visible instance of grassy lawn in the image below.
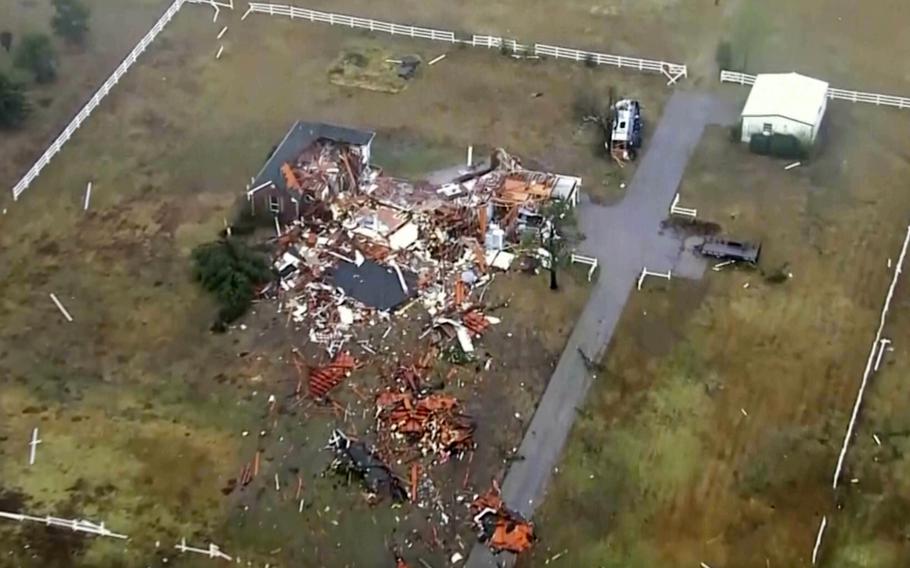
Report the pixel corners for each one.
[0,0,171,194]
[287,0,731,79]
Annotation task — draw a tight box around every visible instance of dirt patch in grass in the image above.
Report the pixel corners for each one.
[328,45,416,93]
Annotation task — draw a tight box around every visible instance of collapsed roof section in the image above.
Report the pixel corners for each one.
[252,121,375,194]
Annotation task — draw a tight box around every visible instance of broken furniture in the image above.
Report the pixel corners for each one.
[327,430,408,502]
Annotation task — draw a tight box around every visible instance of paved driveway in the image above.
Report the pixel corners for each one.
[466,91,739,567]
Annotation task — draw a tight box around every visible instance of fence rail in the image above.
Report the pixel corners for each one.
[719,70,756,86]
[244,3,687,83]
[11,0,189,200]
[243,3,456,42]
[720,70,910,110]
[535,44,686,81]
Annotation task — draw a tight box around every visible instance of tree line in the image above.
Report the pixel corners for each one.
[0,0,91,129]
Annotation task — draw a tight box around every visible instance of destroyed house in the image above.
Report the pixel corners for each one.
[253,133,582,351]
[247,121,376,224]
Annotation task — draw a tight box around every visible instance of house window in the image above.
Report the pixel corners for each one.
[268,195,281,214]
[762,122,773,134]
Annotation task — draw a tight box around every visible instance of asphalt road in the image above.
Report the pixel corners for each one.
[466,90,738,567]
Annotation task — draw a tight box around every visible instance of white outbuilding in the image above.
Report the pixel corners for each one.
[740,72,829,146]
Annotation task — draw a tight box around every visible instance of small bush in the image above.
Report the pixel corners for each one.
[52,0,91,45]
[729,122,742,143]
[749,133,770,155]
[192,238,273,330]
[750,132,806,159]
[583,53,597,68]
[0,72,30,129]
[764,262,791,284]
[768,133,806,159]
[715,41,733,71]
[0,31,12,53]
[14,33,57,84]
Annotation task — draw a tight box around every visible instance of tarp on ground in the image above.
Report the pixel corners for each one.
[331,259,417,311]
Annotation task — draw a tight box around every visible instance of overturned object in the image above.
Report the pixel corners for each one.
[471,483,535,554]
[695,236,761,264]
[327,430,408,501]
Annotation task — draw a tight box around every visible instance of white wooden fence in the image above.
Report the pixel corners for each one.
[832,224,910,489]
[535,44,687,84]
[719,70,756,86]
[720,70,910,110]
[0,510,127,539]
[242,3,457,42]
[243,3,688,84]
[10,0,191,200]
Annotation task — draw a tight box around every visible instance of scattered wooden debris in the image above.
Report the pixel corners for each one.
[308,351,359,399]
[470,482,536,554]
[49,293,74,322]
[28,427,41,466]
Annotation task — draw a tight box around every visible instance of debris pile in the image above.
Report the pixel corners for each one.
[471,482,536,554]
[327,429,408,502]
[376,391,475,462]
[241,133,577,559]
[261,143,578,354]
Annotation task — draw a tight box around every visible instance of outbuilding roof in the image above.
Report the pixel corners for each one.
[741,73,830,126]
[252,121,375,193]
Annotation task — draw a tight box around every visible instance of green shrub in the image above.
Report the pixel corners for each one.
[14,33,57,84]
[768,133,806,159]
[52,0,91,45]
[0,72,30,129]
[192,238,273,330]
[749,133,807,159]
[729,122,742,143]
[715,41,733,71]
[749,133,770,155]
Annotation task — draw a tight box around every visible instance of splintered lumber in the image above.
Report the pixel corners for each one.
[477,203,488,239]
[281,163,301,190]
[410,463,420,503]
[49,293,74,322]
[463,310,491,336]
[454,280,467,305]
[473,242,488,273]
